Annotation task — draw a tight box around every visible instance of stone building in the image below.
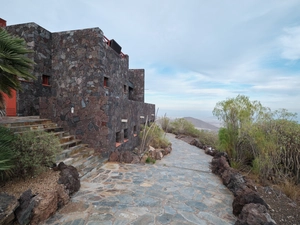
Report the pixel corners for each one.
[3,19,155,156]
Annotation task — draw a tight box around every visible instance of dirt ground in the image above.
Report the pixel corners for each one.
[0,169,60,198]
[256,184,300,225]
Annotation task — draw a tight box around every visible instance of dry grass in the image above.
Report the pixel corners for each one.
[279,180,300,201]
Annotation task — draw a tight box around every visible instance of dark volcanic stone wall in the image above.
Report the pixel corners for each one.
[6,23,52,116]
[40,96,109,154]
[128,69,145,102]
[8,21,155,155]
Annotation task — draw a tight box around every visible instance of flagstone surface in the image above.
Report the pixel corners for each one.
[44,133,236,225]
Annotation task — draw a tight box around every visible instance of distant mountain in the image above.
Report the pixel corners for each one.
[183,117,219,132]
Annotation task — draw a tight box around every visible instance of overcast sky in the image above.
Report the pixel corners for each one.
[2,0,300,124]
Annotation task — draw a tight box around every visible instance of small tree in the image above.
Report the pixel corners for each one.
[0,28,35,115]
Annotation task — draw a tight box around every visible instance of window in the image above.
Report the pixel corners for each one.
[42,75,50,86]
[116,131,121,147]
[124,128,128,142]
[129,86,133,100]
[104,77,109,87]
[123,85,127,93]
[133,125,137,137]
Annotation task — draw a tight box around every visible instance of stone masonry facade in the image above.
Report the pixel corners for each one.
[6,22,155,156]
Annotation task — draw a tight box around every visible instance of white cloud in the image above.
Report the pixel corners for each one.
[280,26,300,60]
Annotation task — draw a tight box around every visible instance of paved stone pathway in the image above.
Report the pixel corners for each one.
[44,134,236,225]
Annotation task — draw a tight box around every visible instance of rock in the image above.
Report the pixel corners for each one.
[109,151,119,162]
[131,155,140,164]
[235,203,276,225]
[57,184,70,209]
[211,156,231,175]
[140,154,148,163]
[162,146,172,156]
[31,191,58,225]
[120,151,133,163]
[155,150,163,160]
[222,168,246,195]
[0,193,19,225]
[15,189,36,225]
[149,146,155,151]
[175,134,186,139]
[205,147,216,156]
[233,188,268,216]
[57,162,80,195]
[190,139,203,148]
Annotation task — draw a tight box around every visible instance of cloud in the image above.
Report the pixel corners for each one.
[1,0,300,122]
[280,26,300,60]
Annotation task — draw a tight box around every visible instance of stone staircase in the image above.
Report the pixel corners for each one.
[1,116,105,180]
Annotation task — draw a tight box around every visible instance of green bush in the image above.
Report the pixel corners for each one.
[159,114,171,132]
[140,123,170,150]
[0,126,16,180]
[169,118,200,137]
[145,157,156,164]
[198,130,218,149]
[213,95,300,184]
[12,130,61,177]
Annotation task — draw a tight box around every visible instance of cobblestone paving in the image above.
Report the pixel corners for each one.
[44,134,236,225]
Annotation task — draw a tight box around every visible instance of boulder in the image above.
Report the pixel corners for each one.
[0,193,19,225]
[57,162,80,195]
[155,150,163,160]
[222,168,246,195]
[131,155,140,164]
[235,203,276,225]
[109,151,120,162]
[190,139,203,148]
[211,156,231,175]
[31,191,58,225]
[233,188,268,216]
[120,151,133,163]
[57,184,70,208]
[205,147,216,156]
[15,189,36,225]
[162,146,172,156]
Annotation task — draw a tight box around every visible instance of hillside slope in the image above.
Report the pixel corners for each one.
[183,117,219,131]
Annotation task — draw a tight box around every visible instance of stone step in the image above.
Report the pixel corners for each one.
[59,139,82,150]
[80,157,107,180]
[1,118,53,128]
[59,135,76,144]
[56,143,89,162]
[11,123,60,133]
[72,153,99,171]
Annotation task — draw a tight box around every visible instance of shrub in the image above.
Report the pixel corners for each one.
[169,118,200,137]
[0,126,16,180]
[198,130,218,149]
[140,123,170,151]
[12,130,61,177]
[145,157,156,164]
[159,114,171,132]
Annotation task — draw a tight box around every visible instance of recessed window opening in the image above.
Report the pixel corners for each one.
[116,131,121,143]
[104,77,109,87]
[42,75,50,86]
[133,125,137,136]
[124,128,128,142]
[129,86,133,100]
[124,85,127,93]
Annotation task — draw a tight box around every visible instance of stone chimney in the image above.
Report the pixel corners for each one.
[0,18,7,27]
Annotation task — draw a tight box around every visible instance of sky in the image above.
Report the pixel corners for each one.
[1,0,300,124]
